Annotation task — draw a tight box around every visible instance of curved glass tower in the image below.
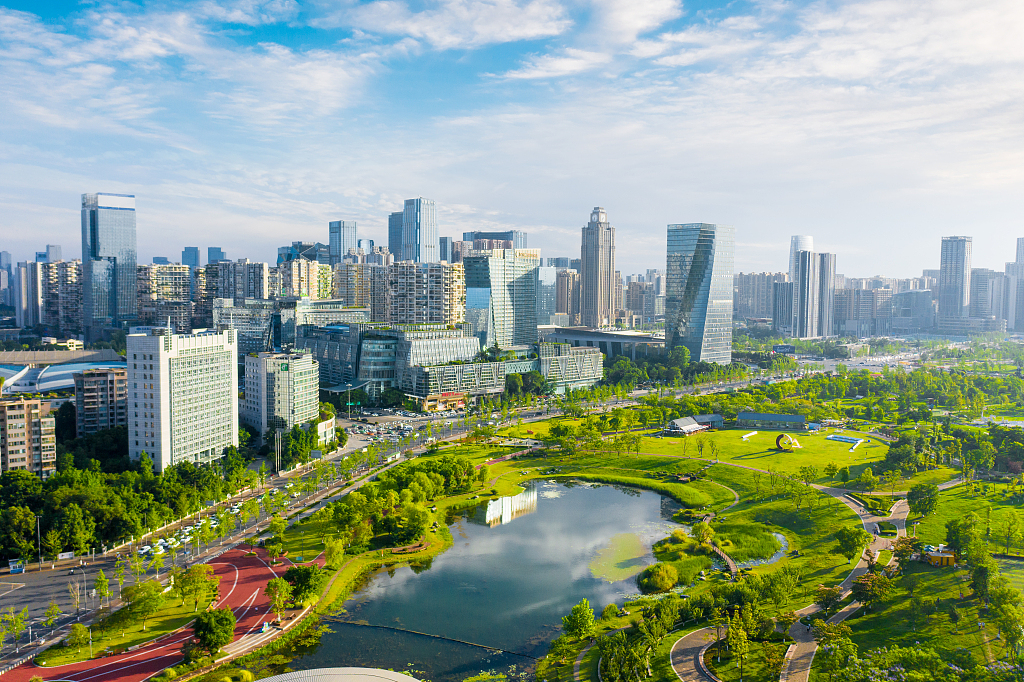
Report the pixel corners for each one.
[665,223,735,364]
[81,192,137,341]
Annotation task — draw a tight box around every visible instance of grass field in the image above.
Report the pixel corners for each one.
[590,532,649,582]
[705,639,787,682]
[914,484,1024,557]
[824,562,998,670]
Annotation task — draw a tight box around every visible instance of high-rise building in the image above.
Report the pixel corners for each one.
[665,223,735,363]
[834,288,893,337]
[970,268,1004,319]
[537,266,558,327]
[734,272,788,319]
[938,236,972,320]
[277,242,329,265]
[439,236,454,263]
[357,239,374,252]
[333,262,388,321]
[74,367,128,437]
[151,257,170,265]
[0,398,56,478]
[772,282,795,335]
[788,236,813,282]
[39,245,62,263]
[403,198,439,263]
[234,259,271,301]
[45,259,83,337]
[791,251,837,338]
[137,264,193,331]
[241,352,320,435]
[329,221,358,266]
[212,298,276,355]
[462,230,527,249]
[1017,238,1024,266]
[463,249,541,348]
[387,261,465,326]
[547,257,570,268]
[555,269,581,325]
[182,247,200,269]
[127,328,238,472]
[281,259,321,298]
[0,251,11,307]
[388,211,404,262]
[13,261,43,328]
[580,208,616,328]
[81,192,138,340]
[208,247,227,263]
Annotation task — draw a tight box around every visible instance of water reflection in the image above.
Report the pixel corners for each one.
[291,480,681,682]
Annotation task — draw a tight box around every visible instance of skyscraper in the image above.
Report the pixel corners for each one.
[580,208,616,328]
[665,223,735,364]
[329,220,358,265]
[1017,237,1024,266]
[938,236,972,320]
[81,192,137,341]
[182,247,200,269]
[788,236,813,282]
[403,198,439,263]
[439,236,454,263]
[792,250,837,338]
[388,211,404,261]
[462,230,527,249]
[463,249,541,348]
[35,245,62,264]
[208,247,227,263]
[537,266,558,326]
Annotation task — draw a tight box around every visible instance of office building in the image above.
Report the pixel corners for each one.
[439,236,455,263]
[463,249,540,348]
[81,192,138,340]
[0,251,11,307]
[212,298,276,355]
[13,261,43,328]
[388,211,405,262]
[208,247,227,263]
[127,328,238,472]
[151,257,170,265]
[665,223,735,363]
[555,269,581,325]
[547,257,570,268]
[969,268,1004,319]
[788,236,813,282]
[74,367,128,437]
[329,221,358,266]
[462,230,527,249]
[772,282,795,335]
[833,288,893,337]
[401,198,439,263]
[182,247,200,269]
[357,239,374,252]
[890,290,937,334]
[537,266,558,327]
[387,261,465,326]
[792,250,837,339]
[277,241,329,265]
[938,236,972,320]
[0,398,57,478]
[580,208,616,328]
[735,272,788,320]
[35,245,62,264]
[241,352,319,435]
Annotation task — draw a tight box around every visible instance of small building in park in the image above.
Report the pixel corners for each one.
[693,414,724,430]
[736,412,807,431]
[923,545,956,567]
[664,417,707,436]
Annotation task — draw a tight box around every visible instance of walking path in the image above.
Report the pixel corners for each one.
[669,628,717,682]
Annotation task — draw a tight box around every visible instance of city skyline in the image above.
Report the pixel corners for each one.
[2,1,1021,276]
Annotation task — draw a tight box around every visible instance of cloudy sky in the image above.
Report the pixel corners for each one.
[1,0,1022,277]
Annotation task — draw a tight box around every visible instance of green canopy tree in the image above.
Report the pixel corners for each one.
[562,598,596,641]
[193,607,237,655]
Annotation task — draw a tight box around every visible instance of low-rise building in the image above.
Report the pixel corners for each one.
[74,367,128,436]
[736,412,806,430]
[0,397,56,477]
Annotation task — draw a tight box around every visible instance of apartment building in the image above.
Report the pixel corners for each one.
[0,398,57,478]
[74,367,128,436]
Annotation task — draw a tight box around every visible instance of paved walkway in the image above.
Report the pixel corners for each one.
[670,628,717,681]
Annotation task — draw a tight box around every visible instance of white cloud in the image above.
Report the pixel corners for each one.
[197,0,300,25]
[499,47,611,79]
[314,0,572,49]
[588,0,682,44]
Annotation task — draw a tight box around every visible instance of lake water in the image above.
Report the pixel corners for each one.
[287,480,682,682]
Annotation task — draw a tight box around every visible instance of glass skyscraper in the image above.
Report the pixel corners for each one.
[403,197,438,263]
[329,220,358,265]
[388,211,404,261]
[665,223,734,364]
[81,192,137,341]
[464,249,541,348]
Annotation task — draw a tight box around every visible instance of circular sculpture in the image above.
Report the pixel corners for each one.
[776,433,795,451]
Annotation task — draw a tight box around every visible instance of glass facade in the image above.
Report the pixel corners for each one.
[665,223,734,364]
[329,220,358,265]
[81,193,137,341]
[464,249,540,348]
[403,198,438,263]
[388,211,404,261]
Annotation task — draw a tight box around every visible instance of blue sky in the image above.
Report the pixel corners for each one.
[2,0,1023,276]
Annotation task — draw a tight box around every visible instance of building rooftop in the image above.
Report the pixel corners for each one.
[261,668,420,682]
[737,412,806,422]
[0,349,123,366]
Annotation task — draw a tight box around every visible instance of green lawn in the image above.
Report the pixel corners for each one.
[715,522,782,563]
[36,588,215,666]
[914,484,1024,556]
[704,638,787,682]
[826,562,998,669]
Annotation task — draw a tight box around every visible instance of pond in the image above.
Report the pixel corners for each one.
[286,480,682,682]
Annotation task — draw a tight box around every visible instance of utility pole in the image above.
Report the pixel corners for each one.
[275,428,283,473]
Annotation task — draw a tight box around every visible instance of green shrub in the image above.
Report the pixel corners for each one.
[637,562,678,593]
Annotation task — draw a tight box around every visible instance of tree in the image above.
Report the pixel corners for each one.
[833,525,873,563]
[548,635,574,664]
[43,599,63,635]
[68,580,81,616]
[268,514,287,538]
[883,469,902,497]
[852,572,894,610]
[823,462,839,484]
[265,577,292,622]
[193,607,237,655]
[907,483,939,517]
[3,606,28,652]
[893,536,922,572]
[948,604,962,632]
[601,603,619,620]
[325,536,345,569]
[690,521,714,547]
[42,528,63,559]
[727,621,750,681]
[1001,510,1022,556]
[125,580,164,631]
[818,636,857,681]
[798,465,819,485]
[283,565,327,606]
[815,585,844,618]
[637,563,678,593]
[66,623,90,653]
[94,569,112,608]
[562,598,596,641]
[148,551,165,579]
[178,564,217,612]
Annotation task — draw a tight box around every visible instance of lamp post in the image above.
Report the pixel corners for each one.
[36,515,42,571]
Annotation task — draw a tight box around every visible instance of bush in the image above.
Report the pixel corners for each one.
[163,669,178,680]
[637,562,678,593]
[602,603,619,620]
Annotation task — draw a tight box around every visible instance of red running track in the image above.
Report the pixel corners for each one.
[3,547,313,682]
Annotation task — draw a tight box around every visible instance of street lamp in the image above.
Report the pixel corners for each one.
[36,515,42,572]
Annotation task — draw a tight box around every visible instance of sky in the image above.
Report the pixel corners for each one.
[1,0,1022,277]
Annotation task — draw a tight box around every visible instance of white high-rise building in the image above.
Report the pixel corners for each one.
[938,236,972,320]
[788,236,813,282]
[241,352,320,436]
[127,328,239,472]
[403,198,439,263]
